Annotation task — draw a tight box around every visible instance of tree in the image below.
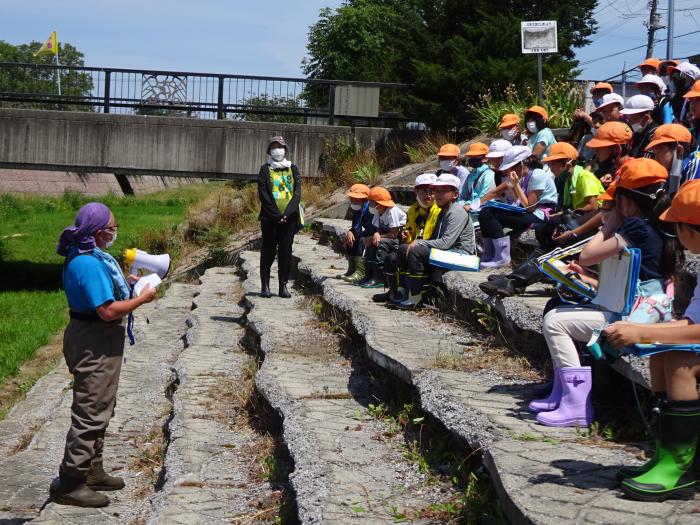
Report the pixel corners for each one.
[233,94,305,124]
[0,40,93,110]
[303,0,597,129]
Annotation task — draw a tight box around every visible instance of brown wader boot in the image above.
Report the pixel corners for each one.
[50,471,109,507]
[87,456,125,491]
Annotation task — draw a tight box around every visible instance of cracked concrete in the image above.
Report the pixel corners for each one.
[289,229,700,524]
[240,250,461,524]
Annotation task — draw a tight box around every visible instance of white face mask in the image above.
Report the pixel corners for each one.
[591,127,599,137]
[104,230,117,249]
[368,206,379,216]
[631,122,644,133]
[416,195,431,209]
[270,148,286,162]
[501,128,518,141]
[526,121,538,133]
[439,160,455,171]
[669,152,683,194]
[350,203,362,211]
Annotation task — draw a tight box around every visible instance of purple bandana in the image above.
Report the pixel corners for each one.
[56,202,112,256]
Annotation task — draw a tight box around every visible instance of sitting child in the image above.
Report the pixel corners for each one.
[530,158,680,430]
[480,142,604,297]
[386,174,476,309]
[341,184,377,284]
[603,179,700,502]
[357,186,407,288]
[373,173,440,302]
[458,142,496,214]
[477,145,559,269]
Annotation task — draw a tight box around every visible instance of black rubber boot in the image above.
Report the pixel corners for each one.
[393,274,428,310]
[86,457,125,492]
[360,262,384,289]
[278,281,291,299]
[372,271,399,303]
[260,268,272,298]
[336,254,356,279]
[50,471,110,507]
[480,251,545,297]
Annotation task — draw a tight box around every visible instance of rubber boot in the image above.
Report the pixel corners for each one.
[480,237,495,263]
[536,367,594,427]
[479,236,511,269]
[621,399,700,502]
[528,368,562,413]
[486,248,546,282]
[372,271,399,303]
[260,268,272,298]
[336,254,356,279]
[394,274,428,310]
[278,281,291,298]
[616,394,664,482]
[86,457,125,491]
[343,257,366,284]
[360,262,385,289]
[50,471,110,507]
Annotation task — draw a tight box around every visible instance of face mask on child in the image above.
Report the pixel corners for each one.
[439,160,455,171]
[417,195,431,209]
[350,203,362,211]
[630,122,644,133]
[270,148,286,161]
[368,206,379,216]
[501,128,518,141]
[526,121,538,133]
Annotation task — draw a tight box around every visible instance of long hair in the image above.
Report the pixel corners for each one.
[616,183,684,279]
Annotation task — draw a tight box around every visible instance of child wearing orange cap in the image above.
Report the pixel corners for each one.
[499,114,523,145]
[437,143,470,193]
[340,184,377,284]
[523,105,557,160]
[357,187,407,288]
[644,124,693,194]
[458,142,495,213]
[531,158,681,430]
[584,121,634,186]
[602,180,700,502]
[681,80,700,185]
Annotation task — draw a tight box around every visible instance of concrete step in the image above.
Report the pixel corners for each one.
[313,217,651,389]
[288,231,700,524]
[149,267,279,524]
[239,251,464,524]
[0,282,195,523]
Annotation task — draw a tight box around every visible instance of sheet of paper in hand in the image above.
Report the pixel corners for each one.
[133,273,161,297]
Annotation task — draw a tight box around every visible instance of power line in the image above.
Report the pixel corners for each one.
[579,28,700,66]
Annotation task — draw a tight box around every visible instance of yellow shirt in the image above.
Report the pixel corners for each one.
[405,202,440,243]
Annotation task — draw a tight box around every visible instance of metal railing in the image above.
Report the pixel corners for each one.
[0,62,410,125]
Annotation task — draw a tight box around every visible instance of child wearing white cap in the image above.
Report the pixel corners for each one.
[621,94,658,158]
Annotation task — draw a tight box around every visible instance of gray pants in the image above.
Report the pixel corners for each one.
[60,318,125,479]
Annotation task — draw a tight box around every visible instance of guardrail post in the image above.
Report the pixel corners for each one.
[103,70,111,114]
[328,84,336,126]
[217,76,225,120]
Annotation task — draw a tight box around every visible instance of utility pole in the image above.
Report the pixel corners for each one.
[645,0,663,58]
[666,0,675,60]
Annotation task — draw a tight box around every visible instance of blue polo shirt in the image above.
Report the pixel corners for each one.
[63,254,116,311]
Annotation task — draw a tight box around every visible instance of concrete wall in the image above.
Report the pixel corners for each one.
[0,168,205,197]
[0,108,393,180]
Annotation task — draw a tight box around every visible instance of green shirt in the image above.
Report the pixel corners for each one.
[270,167,294,213]
[563,165,605,210]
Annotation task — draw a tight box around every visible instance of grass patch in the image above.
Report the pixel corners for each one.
[0,183,257,416]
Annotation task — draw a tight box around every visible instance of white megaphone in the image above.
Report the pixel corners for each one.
[123,248,171,278]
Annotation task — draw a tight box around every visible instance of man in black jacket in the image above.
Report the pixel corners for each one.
[257,136,302,298]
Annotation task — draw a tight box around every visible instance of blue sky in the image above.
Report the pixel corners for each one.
[1,0,699,82]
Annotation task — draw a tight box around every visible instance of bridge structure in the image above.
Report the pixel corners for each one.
[0,63,414,187]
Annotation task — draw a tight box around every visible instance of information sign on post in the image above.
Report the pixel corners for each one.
[521,21,558,104]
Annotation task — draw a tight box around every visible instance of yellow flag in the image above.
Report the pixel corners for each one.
[34,31,58,56]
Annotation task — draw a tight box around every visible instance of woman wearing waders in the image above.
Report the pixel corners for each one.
[51,202,156,507]
[257,136,302,298]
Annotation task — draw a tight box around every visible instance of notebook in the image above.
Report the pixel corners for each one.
[538,239,596,300]
[591,248,641,315]
[429,249,480,271]
[133,273,161,297]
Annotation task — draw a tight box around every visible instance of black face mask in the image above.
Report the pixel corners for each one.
[468,157,483,169]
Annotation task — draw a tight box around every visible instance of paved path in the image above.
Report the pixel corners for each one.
[289,231,700,524]
[240,251,460,524]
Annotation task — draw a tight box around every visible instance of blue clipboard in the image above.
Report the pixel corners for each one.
[482,200,526,214]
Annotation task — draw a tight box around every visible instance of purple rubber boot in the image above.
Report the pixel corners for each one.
[528,368,561,413]
[480,237,495,263]
[480,236,511,269]
[536,367,594,427]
